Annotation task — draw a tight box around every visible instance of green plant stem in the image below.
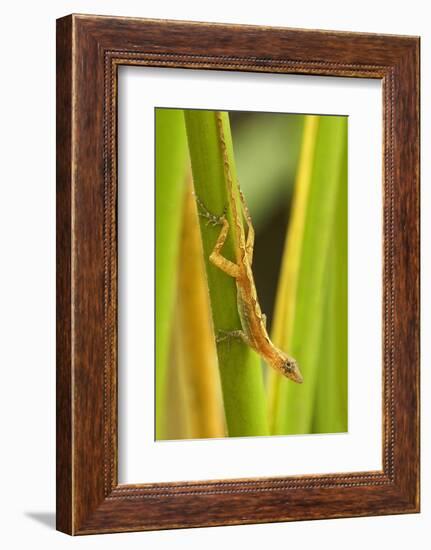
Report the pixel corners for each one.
[184,110,268,437]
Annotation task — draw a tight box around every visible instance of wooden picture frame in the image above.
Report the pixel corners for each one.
[56,14,420,535]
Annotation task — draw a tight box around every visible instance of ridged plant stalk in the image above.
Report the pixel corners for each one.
[184,110,269,437]
[269,115,348,435]
[163,321,191,440]
[174,182,226,439]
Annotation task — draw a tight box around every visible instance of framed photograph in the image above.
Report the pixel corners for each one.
[56,14,420,535]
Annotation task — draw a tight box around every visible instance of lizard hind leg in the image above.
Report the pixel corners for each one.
[209,215,240,279]
[194,193,240,278]
[194,194,226,227]
[238,187,255,263]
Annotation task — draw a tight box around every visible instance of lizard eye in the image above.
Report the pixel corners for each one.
[283,360,294,373]
[282,359,303,383]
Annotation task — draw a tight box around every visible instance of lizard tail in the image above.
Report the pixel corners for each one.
[215,112,246,262]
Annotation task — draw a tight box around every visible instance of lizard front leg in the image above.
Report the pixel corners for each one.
[216,329,250,346]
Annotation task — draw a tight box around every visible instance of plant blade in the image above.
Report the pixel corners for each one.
[270,115,348,435]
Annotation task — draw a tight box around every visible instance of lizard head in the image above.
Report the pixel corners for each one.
[277,353,303,384]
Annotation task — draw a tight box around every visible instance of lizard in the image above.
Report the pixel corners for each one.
[196,111,303,384]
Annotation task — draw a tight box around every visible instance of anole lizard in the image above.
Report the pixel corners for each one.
[196,112,303,384]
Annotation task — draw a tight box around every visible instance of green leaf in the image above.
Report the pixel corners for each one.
[155,109,187,439]
[312,139,348,433]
